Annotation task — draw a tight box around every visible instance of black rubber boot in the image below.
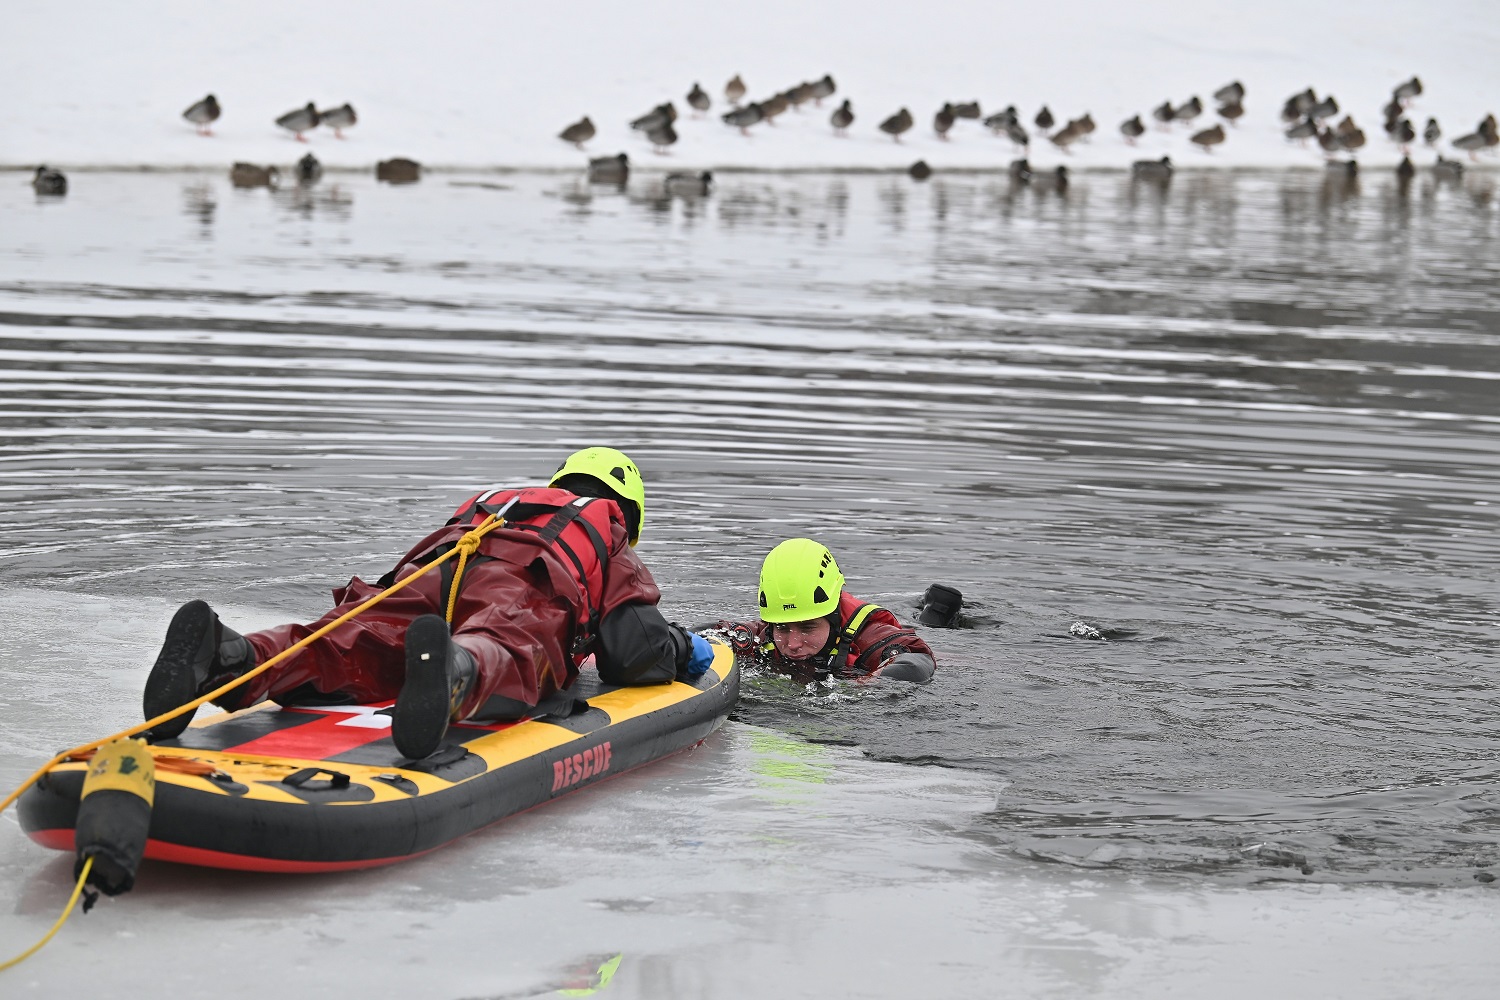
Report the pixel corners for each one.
[142,600,255,741]
[393,615,476,760]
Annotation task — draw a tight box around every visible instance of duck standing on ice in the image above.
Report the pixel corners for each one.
[879,107,914,142]
[723,102,763,135]
[182,94,220,135]
[319,103,357,138]
[276,102,320,141]
[558,116,595,149]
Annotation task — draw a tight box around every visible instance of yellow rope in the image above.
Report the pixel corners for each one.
[0,857,94,972]
[0,513,502,821]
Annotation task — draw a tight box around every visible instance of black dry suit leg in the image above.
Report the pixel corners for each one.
[142,600,255,741]
[393,614,476,760]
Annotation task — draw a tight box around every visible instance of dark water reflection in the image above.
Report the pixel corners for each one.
[1,167,1497,886]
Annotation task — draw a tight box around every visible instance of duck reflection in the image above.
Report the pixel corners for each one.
[180,180,216,238]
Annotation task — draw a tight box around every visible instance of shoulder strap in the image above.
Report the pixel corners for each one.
[505,497,611,654]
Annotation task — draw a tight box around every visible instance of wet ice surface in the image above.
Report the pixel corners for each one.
[2,169,1499,994]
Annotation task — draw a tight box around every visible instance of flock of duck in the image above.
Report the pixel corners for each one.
[29,94,420,196]
[565,73,1498,190]
[23,78,1497,198]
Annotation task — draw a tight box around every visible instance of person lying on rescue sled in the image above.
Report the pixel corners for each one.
[706,538,936,684]
[141,447,716,760]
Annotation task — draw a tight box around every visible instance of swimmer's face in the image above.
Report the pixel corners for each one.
[770,618,832,661]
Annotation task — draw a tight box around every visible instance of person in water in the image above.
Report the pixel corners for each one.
[707,537,936,683]
[142,447,715,759]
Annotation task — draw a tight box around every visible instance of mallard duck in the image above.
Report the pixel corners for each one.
[1032,165,1069,192]
[1307,96,1339,122]
[586,153,629,184]
[830,99,854,135]
[1282,88,1316,122]
[1190,123,1226,151]
[1393,76,1422,104]
[1218,100,1245,124]
[983,107,1017,132]
[686,83,710,114]
[275,102,320,141]
[1152,100,1175,126]
[1049,121,1083,150]
[1034,106,1054,131]
[1434,156,1464,178]
[934,103,955,139]
[1423,118,1441,146]
[1452,131,1487,158]
[760,93,789,123]
[230,162,279,188]
[1120,114,1145,142]
[723,103,763,134]
[1172,97,1202,124]
[952,101,981,120]
[559,116,596,148]
[319,103,357,138]
[1213,81,1245,105]
[879,107,914,141]
[1285,118,1318,142]
[786,83,815,109]
[1008,158,1032,182]
[296,153,322,184]
[31,165,67,195]
[1391,118,1415,147]
[375,158,421,184]
[182,94,220,135]
[631,103,675,132]
[1396,156,1415,180]
[908,160,932,180]
[664,170,712,196]
[725,75,747,106]
[1339,126,1366,152]
[646,120,678,153]
[1131,156,1173,178]
[809,75,836,104]
[1004,120,1029,148]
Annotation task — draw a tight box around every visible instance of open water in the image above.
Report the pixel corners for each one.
[1,167,1498,997]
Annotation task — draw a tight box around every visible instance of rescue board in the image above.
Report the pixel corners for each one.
[19,644,736,872]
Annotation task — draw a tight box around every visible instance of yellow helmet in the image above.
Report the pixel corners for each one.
[549,447,645,545]
[758,538,844,623]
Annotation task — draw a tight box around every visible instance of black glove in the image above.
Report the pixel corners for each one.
[877,652,935,683]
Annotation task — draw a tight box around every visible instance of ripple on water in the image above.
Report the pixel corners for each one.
[0,169,1497,885]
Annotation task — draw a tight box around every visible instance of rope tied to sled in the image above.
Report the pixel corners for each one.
[0,511,506,823]
[0,858,94,972]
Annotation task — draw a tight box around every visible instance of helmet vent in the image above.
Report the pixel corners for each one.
[813,586,829,604]
[610,466,626,484]
[759,591,768,608]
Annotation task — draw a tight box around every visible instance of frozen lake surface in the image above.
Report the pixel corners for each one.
[1,168,1498,996]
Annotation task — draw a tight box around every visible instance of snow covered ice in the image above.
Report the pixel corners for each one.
[3,0,1497,173]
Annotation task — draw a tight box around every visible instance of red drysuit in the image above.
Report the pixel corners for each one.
[228,487,670,718]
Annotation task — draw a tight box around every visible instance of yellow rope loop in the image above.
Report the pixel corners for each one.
[0,857,93,972]
[445,513,499,624]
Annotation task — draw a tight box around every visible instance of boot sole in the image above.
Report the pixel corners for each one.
[143,600,216,741]
[393,615,454,760]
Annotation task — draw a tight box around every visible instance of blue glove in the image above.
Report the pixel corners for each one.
[682,631,715,679]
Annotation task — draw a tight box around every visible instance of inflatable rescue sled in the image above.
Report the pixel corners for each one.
[20,645,736,872]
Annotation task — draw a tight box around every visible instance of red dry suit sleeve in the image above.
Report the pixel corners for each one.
[846,607,935,673]
[596,520,662,614]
